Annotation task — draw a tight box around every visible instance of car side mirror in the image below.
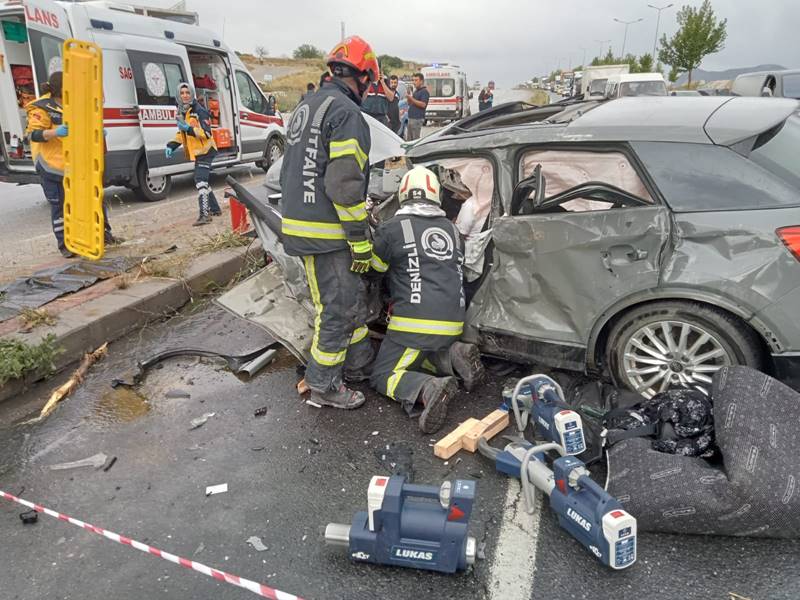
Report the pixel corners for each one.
[510,164,546,216]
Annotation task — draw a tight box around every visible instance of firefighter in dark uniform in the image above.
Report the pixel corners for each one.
[26,71,116,257]
[369,167,485,433]
[279,36,380,409]
[165,82,222,226]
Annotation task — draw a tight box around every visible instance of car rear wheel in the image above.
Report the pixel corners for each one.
[605,301,763,398]
[133,157,172,202]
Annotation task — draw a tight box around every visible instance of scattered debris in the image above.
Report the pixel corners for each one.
[371,431,379,436]
[297,378,310,395]
[253,406,268,418]
[189,412,216,430]
[728,594,752,600]
[194,543,205,556]
[49,453,108,471]
[246,536,268,552]
[19,510,38,525]
[251,447,266,452]
[24,343,109,424]
[165,389,191,399]
[477,541,486,560]
[305,400,322,408]
[309,438,320,445]
[205,483,228,497]
[19,307,56,332]
[103,456,118,472]
[469,471,484,479]
[346,462,357,471]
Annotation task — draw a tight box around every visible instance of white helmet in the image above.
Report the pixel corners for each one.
[398,166,441,206]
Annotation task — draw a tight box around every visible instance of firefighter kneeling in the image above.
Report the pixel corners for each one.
[370,167,485,433]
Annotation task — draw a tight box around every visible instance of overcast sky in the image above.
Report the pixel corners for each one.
[163,0,798,85]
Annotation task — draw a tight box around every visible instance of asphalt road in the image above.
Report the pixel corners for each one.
[1,302,798,600]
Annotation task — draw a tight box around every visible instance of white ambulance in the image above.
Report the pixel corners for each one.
[420,64,471,123]
[0,0,285,201]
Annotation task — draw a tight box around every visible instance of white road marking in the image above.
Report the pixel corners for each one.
[487,478,543,600]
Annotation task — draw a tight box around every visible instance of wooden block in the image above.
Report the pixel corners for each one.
[462,410,510,452]
[297,378,309,395]
[434,418,481,460]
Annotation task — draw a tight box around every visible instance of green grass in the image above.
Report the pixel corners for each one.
[0,334,63,386]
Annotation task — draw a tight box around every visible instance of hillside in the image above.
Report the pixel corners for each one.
[239,54,425,110]
[676,64,786,86]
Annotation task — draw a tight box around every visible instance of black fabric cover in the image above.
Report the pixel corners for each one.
[606,366,800,538]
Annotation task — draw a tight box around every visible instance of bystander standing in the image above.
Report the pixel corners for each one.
[387,75,401,134]
[361,75,395,127]
[300,82,316,102]
[405,72,429,141]
[478,80,495,111]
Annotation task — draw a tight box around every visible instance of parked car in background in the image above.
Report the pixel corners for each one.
[582,64,630,98]
[732,69,800,99]
[236,96,800,398]
[604,73,668,98]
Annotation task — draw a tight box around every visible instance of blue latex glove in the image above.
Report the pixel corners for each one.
[177,119,192,133]
[165,146,174,159]
[55,124,68,138]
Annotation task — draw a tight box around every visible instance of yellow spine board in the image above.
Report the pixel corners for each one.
[63,39,104,259]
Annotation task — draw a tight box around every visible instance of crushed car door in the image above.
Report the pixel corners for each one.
[125,41,193,175]
[468,147,670,368]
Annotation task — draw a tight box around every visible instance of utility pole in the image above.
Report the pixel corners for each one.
[340,21,345,41]
[579,47,587,68]
[647,3,673,59]
[613,17,643,58]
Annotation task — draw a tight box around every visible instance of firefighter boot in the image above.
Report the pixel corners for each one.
[310,383,366,410]
[449,342,485,392]
[418,376,458,434]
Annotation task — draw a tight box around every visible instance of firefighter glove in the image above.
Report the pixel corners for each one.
[55,125,68,138]
[348,239,372,273]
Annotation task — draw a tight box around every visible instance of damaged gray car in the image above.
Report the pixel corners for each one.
[222,98,800,398]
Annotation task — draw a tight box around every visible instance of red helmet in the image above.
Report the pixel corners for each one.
[326,36,380,83]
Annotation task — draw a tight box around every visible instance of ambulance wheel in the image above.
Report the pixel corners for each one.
[261,136,284,172]
[134,158,172,202]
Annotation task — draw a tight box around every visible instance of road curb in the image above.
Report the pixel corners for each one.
[0,242,262,404]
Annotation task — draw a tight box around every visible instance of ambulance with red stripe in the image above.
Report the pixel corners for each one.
[421,64,471,123]
[0,0,285,201]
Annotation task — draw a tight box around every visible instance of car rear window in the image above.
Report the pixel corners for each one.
[749,114,800,189]
[633,141,800,211]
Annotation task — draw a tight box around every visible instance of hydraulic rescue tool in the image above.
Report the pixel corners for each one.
[325,475,477,574]
[506,374,587,455]
[479,438,637,569]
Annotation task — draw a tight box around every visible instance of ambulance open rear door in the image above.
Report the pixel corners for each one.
[124,38,192,175]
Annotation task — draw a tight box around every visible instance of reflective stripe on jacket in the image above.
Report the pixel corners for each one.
[372,211,466,350]
[279,78,371,256]
[25,94,64,175]
[168,100,216,161]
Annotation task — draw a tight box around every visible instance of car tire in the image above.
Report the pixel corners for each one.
[260,136,284,172]
[133,157,172,202]
[605,301,763,398]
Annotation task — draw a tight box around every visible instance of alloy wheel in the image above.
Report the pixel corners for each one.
[622,320,732,398]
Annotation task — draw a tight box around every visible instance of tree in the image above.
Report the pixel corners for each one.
[668,67,679,83]
[638,53,654,73]
[254,46,268,64]
[378,54,404,74]
[658,0,727,88]
[293,44,323,60]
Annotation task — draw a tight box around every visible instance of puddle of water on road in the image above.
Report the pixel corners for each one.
[91,387,150,425]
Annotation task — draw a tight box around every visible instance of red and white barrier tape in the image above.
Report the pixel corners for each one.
[0,490,304,600]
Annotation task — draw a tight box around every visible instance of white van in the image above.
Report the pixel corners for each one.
[0,0,285,201]
[420,64,471,123]
[604,73,667,99]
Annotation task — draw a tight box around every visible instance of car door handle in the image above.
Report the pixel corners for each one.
[627,248,648,261]
[241,113,249,120]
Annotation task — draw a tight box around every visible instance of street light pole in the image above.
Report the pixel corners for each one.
[647,3,673,60]
[580,47,587,68]
[613,17,643,58]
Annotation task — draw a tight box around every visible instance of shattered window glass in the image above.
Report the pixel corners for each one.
[519,149,653,211]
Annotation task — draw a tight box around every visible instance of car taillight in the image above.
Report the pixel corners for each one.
[777,226,800,261]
